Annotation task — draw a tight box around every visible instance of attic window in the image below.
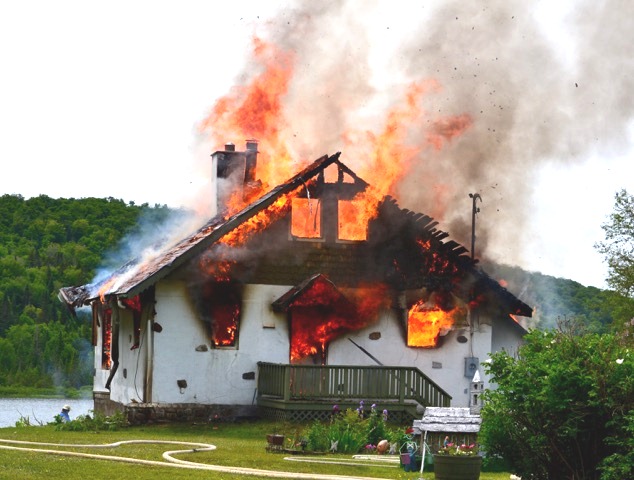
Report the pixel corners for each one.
[291,198,321,238]
[338,199,367,241]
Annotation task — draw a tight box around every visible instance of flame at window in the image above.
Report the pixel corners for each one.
[338,198,368,241]
[189,281,242,348]
[101,307,112,369]
[211,301,240,347]
[287,279,385,363]
[291,197,321,238]
[290,308,342,363]
[407,291,466,348]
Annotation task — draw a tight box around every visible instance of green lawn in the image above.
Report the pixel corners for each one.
[0,420,512,479]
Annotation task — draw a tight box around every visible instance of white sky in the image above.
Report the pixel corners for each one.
[1,0,632,290]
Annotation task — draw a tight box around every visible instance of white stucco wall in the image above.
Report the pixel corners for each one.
[98,306,149,405]
[327,310,497,407]
[149,281,291,405]
[100,280,525,409]
[491,315,525,358]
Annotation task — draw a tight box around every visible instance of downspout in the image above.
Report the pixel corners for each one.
[142,287,156,404]
[105,297,120,390]
[144,313,154,403]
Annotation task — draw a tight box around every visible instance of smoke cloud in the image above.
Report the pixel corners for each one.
[207,0,634,273]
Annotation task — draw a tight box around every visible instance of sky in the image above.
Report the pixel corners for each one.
[1,0,633,290]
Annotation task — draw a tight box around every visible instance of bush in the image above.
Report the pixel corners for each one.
[52,410,127,432]
[480,319,633,480]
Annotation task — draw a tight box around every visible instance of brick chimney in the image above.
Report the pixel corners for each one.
[210,140,259,215]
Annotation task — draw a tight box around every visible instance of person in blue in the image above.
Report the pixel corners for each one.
[59,404,71,422]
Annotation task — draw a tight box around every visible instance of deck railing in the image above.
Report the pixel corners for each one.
[257,362,451,408]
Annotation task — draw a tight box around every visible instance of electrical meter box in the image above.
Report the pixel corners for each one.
[464,357,479,378]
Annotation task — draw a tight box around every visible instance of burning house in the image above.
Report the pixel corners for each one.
[59,141,531,423]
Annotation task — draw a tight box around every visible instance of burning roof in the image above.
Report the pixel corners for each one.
[58,152,532,326]
[60,153,342,306]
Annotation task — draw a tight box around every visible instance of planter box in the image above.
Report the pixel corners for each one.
[433,454,482,480]
[266,434,284,445]
[265,434,285,452]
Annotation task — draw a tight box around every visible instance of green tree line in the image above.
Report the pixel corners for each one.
[0,194,173,389]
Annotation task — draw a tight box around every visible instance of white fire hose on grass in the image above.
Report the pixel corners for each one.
[0,438,396,480]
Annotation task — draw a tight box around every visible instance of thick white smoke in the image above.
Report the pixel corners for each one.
[217,0,634,280]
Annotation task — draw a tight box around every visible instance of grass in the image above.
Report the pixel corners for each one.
[0,420,513,480]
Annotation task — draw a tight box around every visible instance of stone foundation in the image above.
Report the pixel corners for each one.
[93,391,259,424]
[93,391,125,417]
[125,402,259,425]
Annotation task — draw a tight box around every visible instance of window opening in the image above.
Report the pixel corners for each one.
[291,197,321,238]
[121,296,141,350]
[204,282,242,348]
[407,291,466,348]
[338,199,368,241]
[101,307,112,369]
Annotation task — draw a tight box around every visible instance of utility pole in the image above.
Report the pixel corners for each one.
[469,193,482,260]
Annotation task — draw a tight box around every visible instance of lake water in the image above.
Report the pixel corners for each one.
[0,398,94,428]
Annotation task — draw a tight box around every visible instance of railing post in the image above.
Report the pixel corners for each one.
[398,367,406,404]
[283,364,291,401]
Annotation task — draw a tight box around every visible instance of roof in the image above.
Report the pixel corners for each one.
[59,153,342,306]
[412,407,481,434]
[58,152,532,323]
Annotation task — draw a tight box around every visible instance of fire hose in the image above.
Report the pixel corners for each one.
[0,438,396,480]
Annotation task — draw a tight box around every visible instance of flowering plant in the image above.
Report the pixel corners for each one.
[437,442,478,456]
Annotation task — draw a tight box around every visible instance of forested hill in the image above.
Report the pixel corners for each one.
[0,194,630,390]
[480,261,634,332]
[0,194,174,389]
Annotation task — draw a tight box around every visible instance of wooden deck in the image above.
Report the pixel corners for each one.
[256,362,451,423]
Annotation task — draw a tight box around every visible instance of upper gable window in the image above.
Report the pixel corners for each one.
[291,198,321,238]
[338,199,368,241]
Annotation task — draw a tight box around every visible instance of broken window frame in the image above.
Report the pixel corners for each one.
[336,198,369,242]
[209,300,241,349]
[290,197,323,240]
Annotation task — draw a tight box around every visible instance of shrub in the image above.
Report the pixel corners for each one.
[305,402,401,454]
[52,410,127,432]
[480,319,633,480]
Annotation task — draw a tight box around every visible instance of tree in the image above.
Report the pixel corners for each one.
[596,189,634,298]
[480,320,634,480]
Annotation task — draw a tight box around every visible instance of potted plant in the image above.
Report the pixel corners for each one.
[433,442,482,480]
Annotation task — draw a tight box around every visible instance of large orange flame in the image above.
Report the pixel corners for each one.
[407,298,464,348]
[195,33,473,247]
[220,190,295,246]
[288,282,387,363]
[199,36,295,195]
